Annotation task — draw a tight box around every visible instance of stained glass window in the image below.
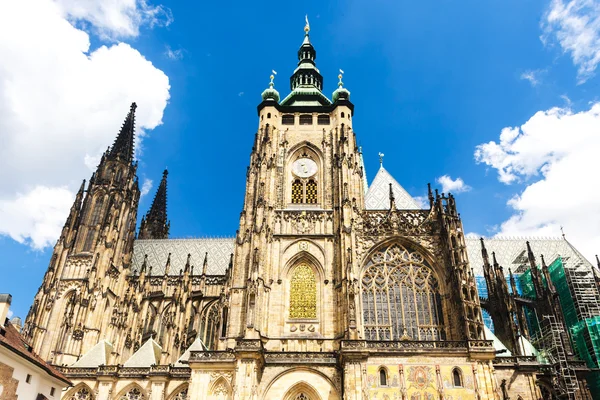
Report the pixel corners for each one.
[361,243,444,341]
[289,264,317,319]
[306,180,317,204]
[199,302,220,350]
[172,387,188,400]
[69,387,92,400]
[120,387,144,400]
[82,229,96,252]
[292,179,303,203]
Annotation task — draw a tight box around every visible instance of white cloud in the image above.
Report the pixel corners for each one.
[475,103,600,260]
[436,175,471,194]
[413,196,430,209]
[0,0,170,249]
[7,310,14,319]
[542,0,600,83]
[520,69,544,86]
[164,45,183,60]
[140,178,153,197]
[55,0,173,40]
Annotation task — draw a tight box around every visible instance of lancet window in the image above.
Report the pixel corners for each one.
[90,197,104,225]
[361,243,444,341]
[289,264,317,319]
[198,302,220,350]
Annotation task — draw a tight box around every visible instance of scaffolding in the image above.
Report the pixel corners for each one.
[533,315,579,398]
[518,255,600,398]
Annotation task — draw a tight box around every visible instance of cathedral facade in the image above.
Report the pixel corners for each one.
[22,23,600,400]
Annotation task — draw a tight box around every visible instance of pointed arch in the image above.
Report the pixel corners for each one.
[64,383,94,400]
[115,383,147,400]
[198,300,221,350]
[452,367,463,387]
[167,383,189,400]
[209,376,232,400]
[282,381,322,400]
[360,240,445,341]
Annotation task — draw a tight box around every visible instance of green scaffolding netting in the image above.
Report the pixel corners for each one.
[519,258,600,398]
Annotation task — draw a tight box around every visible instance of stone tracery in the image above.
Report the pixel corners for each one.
[361,243,444,341]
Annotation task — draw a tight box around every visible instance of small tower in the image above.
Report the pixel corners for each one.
[24,103,141,365]
[138,169,170,239]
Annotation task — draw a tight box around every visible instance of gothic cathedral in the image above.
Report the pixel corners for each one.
[23,22,600,400]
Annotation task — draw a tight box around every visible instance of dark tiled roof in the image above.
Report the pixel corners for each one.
[0,319,71,386]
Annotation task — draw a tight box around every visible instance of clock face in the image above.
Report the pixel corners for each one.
[292,158,318,178]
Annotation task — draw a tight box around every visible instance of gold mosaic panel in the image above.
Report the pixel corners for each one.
[289,264,317,319]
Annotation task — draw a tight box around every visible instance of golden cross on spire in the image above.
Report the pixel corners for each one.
[305,15,310,33]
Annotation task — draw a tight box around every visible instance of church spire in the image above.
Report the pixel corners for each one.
[108,102,137,163]
[290,17,322,92]
[138,169,170,240]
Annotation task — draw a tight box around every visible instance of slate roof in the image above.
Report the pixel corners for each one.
[465,237,594,276]
[365,166,421,210]
[0,319,71,385]
[132,238,234,276]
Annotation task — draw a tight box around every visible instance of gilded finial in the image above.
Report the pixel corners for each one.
[304,15,310,34]
[379,152,385,166]
[338,69,344,87]
[270,70,277,88]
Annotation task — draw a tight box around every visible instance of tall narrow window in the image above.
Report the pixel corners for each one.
[289,264,317,319]
[199,302,220,350]
[452,368,463,387]
[306,180,317,204]
[83,229,96,252]
[221,307,228,337]
[291,180,303,204]
[90,197,104,225]
[361,243,444,341]
[379,369,387,386]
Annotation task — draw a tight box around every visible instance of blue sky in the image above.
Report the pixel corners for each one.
[1,0,600,319]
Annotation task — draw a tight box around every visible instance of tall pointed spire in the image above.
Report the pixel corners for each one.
[138,169,170,240]
[280,17,331,107]
[108,102,137,163]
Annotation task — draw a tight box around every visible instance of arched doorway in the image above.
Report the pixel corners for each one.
[263,369,338,400]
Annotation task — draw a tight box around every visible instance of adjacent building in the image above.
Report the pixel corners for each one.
[0,294,71,399]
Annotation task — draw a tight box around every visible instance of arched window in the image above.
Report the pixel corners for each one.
[199,302,220,350]
[306,180,317,204]
[90,197,104,225]
[67,386,93,400]
[120,387,144,400]
[341,112,345,118]
[171,386,188,400]
[267,112,271,119]
[361,243,444,341]
[452,368,463,387]
[289,264,317,319]
[379,368,387,386]
[291,179,303,204]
